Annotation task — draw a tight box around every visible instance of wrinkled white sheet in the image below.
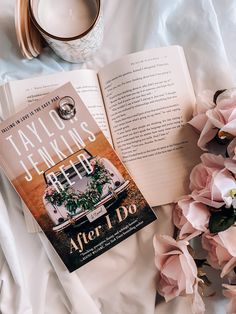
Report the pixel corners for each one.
[0,0,236,313]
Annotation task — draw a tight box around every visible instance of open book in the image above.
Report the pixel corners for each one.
[0,46,201,232]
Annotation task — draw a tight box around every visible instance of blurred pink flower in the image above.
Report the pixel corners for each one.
[202,227,236,278]
[46,185,56,196]
[190,153,236,208]
[153,234,205,314]
[223,284,236,314]
[189,89,236,150]
[90,159,97,167]
[173,196,210,239]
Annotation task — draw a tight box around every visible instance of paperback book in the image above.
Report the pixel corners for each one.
[0,83,156,272]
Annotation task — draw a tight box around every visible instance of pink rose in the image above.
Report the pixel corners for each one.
[190,153,236,208]
[90,159,97,167]
[190,90,216,150]
[223,284,236,314]
[202,233,232,271]
[192,90,215,116]
[224,156,236,179]
[173,196,210,240]
[202,227,236,278]
[189,89,236,150]
[90,158,100,173]
[153,234,197,300]
[228,138,236,161]
[218,227,236,277]
[208,89,236,136]
[153,234,205,314]
[46,185,56,196]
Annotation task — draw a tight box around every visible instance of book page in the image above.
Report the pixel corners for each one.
[2,69,111,143]
[98,46,201,206]
[0,69,112,232]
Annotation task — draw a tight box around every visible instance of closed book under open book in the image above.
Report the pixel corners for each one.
[0,83,156,272]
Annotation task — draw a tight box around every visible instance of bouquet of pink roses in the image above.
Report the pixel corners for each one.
[153,89,236,314]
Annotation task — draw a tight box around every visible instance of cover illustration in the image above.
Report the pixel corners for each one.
[0,83,156,272]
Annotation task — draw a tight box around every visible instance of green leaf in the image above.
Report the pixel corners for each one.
[97,185,103,194]
[209,208,235,233]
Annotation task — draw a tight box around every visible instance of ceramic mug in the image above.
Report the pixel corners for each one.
[29,0,103,63]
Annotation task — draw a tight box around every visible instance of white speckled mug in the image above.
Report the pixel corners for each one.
[29,0,103,63]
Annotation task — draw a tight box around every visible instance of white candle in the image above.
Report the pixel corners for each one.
[37,0,97,38]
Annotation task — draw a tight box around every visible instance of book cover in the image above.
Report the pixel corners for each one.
[0,83,156,272]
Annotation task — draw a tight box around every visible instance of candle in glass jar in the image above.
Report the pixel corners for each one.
[37,0,97,38]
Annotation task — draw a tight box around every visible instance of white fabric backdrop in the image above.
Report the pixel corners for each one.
[0,0,236,313]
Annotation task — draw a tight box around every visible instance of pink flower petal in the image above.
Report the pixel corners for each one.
[221,257,236,278]
[221,119,236,136]
[189,113,208,132]
[191,281,205,314]
[219,227,236,257]
[197,120,217,150]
